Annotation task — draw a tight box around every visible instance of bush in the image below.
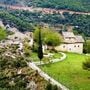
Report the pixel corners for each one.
[42,57,50,64]
[52,85,58,90]
[46,83,58,90]
[0,27,7,41]
[83,57,90,70]
[33,43,38,52]
[46,83,52,90]
[83,40,90,54]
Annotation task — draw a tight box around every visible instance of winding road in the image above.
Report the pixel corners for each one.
[0,3,90,15]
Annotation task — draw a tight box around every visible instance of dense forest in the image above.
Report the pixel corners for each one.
[0,0,90,12]
[0,9,90,37]
[0,10,33,32]
[0,0,18,5]
[0,9,89,37]
[27,0,90,12]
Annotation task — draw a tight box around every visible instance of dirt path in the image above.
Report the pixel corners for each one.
[33,52,67,65]
[0,3,90,15]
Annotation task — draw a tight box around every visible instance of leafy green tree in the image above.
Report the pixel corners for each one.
[86,40,90,53]
[34,27,62,47]
[0,27,7,41]
[45,30,62,47]
[84,40,90,53]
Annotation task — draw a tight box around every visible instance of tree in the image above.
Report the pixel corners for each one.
[45,30,62,47]
[37,26,43,63]
[84,40,90,53]
[34,27,62,48]
[0,27,7,41]
[86,40,90,53]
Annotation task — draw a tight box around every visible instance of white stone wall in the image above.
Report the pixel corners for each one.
[55,43,83,54]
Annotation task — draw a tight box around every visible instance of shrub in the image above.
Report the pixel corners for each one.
[33,43,38,52]
[52,85,58,90]
[0,27,7,41]
[46,83,58,90]
[83,40,90,54]
[46,83,52,90]
[42,57,50,64]
[83,57,90,70]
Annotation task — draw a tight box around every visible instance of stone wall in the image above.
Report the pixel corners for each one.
[55,43,83,54]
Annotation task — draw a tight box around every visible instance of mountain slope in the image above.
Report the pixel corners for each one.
[0,0,26,6]
[0,0,90,12]
[27,0,90,12]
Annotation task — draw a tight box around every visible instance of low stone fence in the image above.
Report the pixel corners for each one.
[28,62,69,90]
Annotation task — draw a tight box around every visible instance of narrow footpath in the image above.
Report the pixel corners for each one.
[33,52,66,65]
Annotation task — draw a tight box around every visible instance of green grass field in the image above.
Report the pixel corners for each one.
[41,53,90,90]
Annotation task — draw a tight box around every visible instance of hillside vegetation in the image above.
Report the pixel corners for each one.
[0,10,89,37]
[0,11,33,32]
[0,0,90,12]
[0,27,7,40]
[27,0,90,12]
[0,44,47,90]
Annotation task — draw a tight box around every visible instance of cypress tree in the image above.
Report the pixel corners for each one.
[38,26,43,63]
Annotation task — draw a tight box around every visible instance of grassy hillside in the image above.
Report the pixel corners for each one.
[41,53,90,90]
[0,0,90,12]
